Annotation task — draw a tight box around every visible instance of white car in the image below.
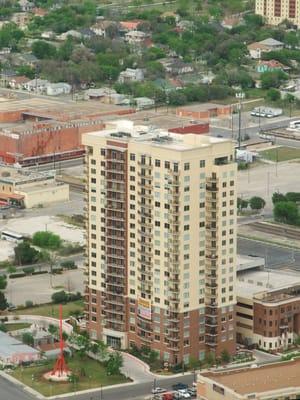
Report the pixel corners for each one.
[177,389,191,398]
[151,387,167,394]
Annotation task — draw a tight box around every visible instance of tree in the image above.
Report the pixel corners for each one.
[205,352,215,367]
[0,323,7,332]
[0,292,8,311]
[32,231,62,250]
[105,352,123,375]
[261,70,288,89]
[266,88,281,102]
[272,192,286,204]
[273,201,299,225]
[249,196,266,210]
[285,192,300,202]
[22,332,34,346]
[189,356,200,370]
[221,349,231,364]
[0,276,7,290]
[52,290,69,304]
[32,40,57,59]
[237,197,248,211]
[14,242,39,265]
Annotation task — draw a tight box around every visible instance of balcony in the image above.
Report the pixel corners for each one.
[206,329,218,336]
[206,185,218,192]
[205,317,218,327]
[206,339,217,347]
[168,325,179,332]
[167,335,180,342]
[105,297,124,306]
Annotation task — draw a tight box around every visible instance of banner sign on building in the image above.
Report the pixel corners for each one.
[138,298,151,320]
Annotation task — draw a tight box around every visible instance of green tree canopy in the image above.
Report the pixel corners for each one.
[32,231,62,250]
[32,40,57,59]
[14,242,39,265]
[274,201,299,225]
[249,196,266,210]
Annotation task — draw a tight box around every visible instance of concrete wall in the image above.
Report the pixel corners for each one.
[16,183,69,208]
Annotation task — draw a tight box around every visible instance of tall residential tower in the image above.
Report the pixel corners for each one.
[256,0,300,27]
[83,121,237,364]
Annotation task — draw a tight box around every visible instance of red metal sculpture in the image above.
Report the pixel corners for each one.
[51,304,69,376]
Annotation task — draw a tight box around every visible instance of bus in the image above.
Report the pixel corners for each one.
[1,230,24,243]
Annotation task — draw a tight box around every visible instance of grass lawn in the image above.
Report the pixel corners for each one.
[259,146,300,162]
[5,323,31,331]
[11,353,129,397]
[15,300,84,319]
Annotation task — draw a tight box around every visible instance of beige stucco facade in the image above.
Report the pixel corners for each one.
[256,0,300,27]
[83,121,237,364]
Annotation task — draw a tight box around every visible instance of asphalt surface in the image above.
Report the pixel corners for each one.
[0,373,194,400]
[237,237,300,269]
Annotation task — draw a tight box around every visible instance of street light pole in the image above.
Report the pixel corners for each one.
[236,92,245,149]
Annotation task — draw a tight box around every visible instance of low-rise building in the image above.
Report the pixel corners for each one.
[0,331,40,366]
[176,103,231,120]
[247,38,284,59]
[237,268,300,351]
[8,75,30,90]
[118,68,144,83]
[46,82,72,96]
[198,359,300,400]
[134,97,155,109]
[257,59,289,73]
[0,166,69,208]
[159,58,194,75]
[125,30,150,45]
[90,20,118,37]
[23,79,50,93]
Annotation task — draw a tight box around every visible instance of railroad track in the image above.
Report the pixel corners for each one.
[248,222,300,241]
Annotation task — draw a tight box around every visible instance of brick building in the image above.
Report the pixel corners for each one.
[176,103,231,120]
[256,0,300,27]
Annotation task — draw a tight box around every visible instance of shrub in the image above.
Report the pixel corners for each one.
[9,273,26,278]
[22,266,35,275]
[60,260,76,269]
[25,300,34,308]
[52,290,69,304]
[58,244,84,256]
[32,270,48,275]
[32,231,62,250]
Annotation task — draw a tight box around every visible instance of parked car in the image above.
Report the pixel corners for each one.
[152,387,167,394]
[172,383,188,391]
[187,388,197,398]
[177,389,191,398]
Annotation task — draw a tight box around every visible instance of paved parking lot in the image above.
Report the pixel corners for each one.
[5,268,84,306]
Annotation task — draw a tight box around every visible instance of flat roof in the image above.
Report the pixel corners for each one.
[237,269,300,298]
[85,120,231,152]
[102,110,208,130]
[177,103,229,112]
[0,165,55,184]
[202,359,300,395]
[0,331,39,358]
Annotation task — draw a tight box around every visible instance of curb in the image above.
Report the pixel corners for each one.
[0,370,45,399]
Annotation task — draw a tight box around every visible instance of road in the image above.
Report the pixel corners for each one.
[0,375,34,400]
[0,372,194,400]
[237,237,300,269]
[211,113,300,147]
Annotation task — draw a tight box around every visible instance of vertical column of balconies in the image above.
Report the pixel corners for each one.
[205,176,219,348]
[166,169,181,354]
[137,159,153,344]
[104,149,127,332]
[84,152,90,318]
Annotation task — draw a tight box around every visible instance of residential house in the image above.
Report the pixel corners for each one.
[41,31,55,40]
[176,19,194,31]
[13,53,38,68]
[11,12,30,29]
[24,79,50,93]
[160,11,180,23]
[119,20,143,32]
[0,47,11,55]
[247,38,284,59]
[118,68,144,83]
[159,58,194,75]
[33,7,48,17]
[0,331,40,366]
[57,30,82,41]
[135,97,155,109]
[90,20,119,38]
[84,87,116,101]
[257,59,289,73]
[221,16,243,29]
[79,28,95,39]
[18,0,34,12]
[46,82,72,96]
[8,75,30,90]
[125,30,150,45]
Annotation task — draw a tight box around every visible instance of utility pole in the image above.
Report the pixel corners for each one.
[236,92,245,149]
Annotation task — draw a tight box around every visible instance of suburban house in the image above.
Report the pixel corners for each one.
[11,12,30,29]
[84,87,117,101]
[79,28,95,39]
[8,75,30,90]
[160,11,180,23]
[119,20,143,32]
[159,58,194,75]
[0,331,40,366]
[248,38,284,59]
[41,31,55,39]
[12,53,38,68]
[125,30,150,45]
[23,79,50,93]
[221,16,243,29]
[18,0,34,12]
[90,20,118,37]
[118,68,144,83]
[134,97,155,109]
[33,7,48,17]
[57,30,82,41]
[257,59,289,73]
[46,82,72,96]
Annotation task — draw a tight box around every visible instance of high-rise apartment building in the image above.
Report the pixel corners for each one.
[256,0,300,27]
[83,121,237,365]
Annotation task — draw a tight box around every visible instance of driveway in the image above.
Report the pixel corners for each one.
[253,349,281,364]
